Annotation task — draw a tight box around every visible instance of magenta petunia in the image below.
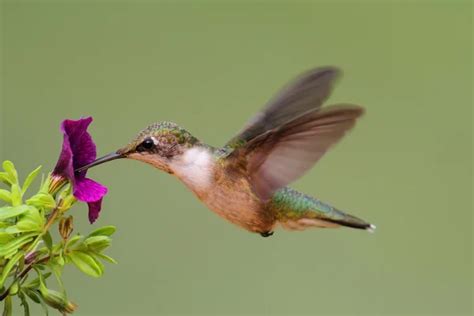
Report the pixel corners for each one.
[53,117,107,223]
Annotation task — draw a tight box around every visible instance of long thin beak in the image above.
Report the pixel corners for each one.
[75,152,125,173]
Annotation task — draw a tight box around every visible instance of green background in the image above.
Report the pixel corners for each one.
[1,1,472,315]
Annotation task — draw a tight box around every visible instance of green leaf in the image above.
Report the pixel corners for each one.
[16,211,43,233]
[2,294,12,316]
[0,205,30,221]
[35,263,46,271]
[95,253,118,264]
[0,232,37,258]
[84,235,111,253]
[87,225,116,237]
[24,272,52,289]
[3,226,22,234]
[18,291,31,316]
[5,206,43,233]
[23,288,41,304]
[2,161,18,184]
[39,174,51,194]
[65,235,82,249]
[0,251,24,288]
[10,184,22,206]
[9,221,39,233]
[26,193,56,210]
[0,172,14,186]
[42,231,53,250]
[22,166,42,195]
[0,189,12,204]
[68,251,103,278]
[91,254,105,274]
[0,232,13,244]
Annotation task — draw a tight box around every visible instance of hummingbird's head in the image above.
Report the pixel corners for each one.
[120,121,200,173]
[76,121,199,174]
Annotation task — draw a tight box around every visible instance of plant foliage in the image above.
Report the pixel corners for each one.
[0,161,116,315]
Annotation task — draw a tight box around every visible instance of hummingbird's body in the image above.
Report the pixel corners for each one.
[79,66,375,236]
[167,143,370,234]
[171,145,275,233]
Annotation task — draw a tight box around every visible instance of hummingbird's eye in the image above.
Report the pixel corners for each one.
[137,138,155,152]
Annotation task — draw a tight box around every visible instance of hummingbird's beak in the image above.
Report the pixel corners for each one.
[75,152,125,173]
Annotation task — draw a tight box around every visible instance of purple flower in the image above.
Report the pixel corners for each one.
[53,117,107,223]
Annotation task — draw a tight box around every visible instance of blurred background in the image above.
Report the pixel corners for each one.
[1,1,472,315]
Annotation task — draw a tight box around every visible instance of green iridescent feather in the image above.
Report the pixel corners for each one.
[269,187,370,229]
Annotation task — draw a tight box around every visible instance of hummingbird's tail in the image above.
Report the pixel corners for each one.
[270,187,376,232]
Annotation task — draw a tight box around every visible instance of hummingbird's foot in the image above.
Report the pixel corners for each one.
[260,231,274,238]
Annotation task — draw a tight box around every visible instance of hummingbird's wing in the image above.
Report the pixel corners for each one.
[225,66,341,150]
[224,67,364,201]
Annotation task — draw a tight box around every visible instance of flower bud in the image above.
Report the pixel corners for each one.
[37,272,77,314]
[59,216,74,240]
[25,251,38,264]
[39,286,77,314]
[49,174,68,195]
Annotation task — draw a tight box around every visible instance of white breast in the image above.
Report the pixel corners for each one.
[170,147,214,190]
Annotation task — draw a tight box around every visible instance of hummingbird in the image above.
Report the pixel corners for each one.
[77,66,375,237]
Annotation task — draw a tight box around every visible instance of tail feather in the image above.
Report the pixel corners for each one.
[322,211,374,231]
[271,187,375,233]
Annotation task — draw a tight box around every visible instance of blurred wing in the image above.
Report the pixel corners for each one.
[225,66,341,150]
[243,105,364,200]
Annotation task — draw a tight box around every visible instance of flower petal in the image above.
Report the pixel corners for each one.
[53,133,74,181]
[87,199,103,224]
[61,117,97,176]
[73,178,108,203]
[53,117,97,181]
